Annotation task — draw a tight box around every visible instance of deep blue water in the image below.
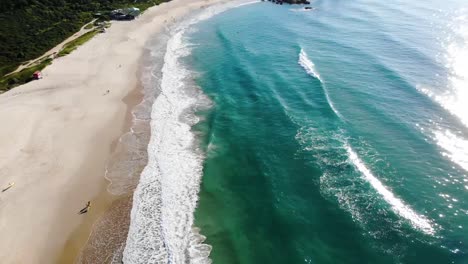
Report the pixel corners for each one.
[187,1,468,263]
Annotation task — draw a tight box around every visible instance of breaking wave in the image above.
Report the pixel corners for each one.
[123,1,260,264]
[122,28,206,264]
[296,48,436,237]
[298,48,342,118]
[345,144,436,235]
[299,48,323,82]
[296,122,436,237]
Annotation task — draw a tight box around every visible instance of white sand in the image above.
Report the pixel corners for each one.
[0,0,228,262]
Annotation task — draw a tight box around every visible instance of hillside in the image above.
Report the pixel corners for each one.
[0,0,167,78]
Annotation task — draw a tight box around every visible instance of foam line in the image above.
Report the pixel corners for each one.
[345,144,435,235]
[299,48,324,82]
[298,48,342,118]
[123,1,260,263]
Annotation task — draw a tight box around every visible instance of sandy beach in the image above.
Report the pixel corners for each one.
[0,0,227,263]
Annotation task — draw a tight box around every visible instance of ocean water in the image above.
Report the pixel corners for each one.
[124,0,468,263]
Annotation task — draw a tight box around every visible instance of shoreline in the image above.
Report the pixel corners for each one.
[61,0,235,262]
[62,1,230,262]
[122,1,253,262]
[58,78,145,263]
[0,0,230,263]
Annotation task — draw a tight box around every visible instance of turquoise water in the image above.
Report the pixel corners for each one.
[188,1,468,263]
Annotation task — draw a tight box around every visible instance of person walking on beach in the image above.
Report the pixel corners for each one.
[79,201,91,214]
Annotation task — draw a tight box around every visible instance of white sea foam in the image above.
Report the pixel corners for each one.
[433,129,468,172]
[123,1,259,263]
[299,48,323,82]
[345,144,436,235]
[290,8,314,12]
[296,125,436,236]
[122,28,202,264]
[298,49,342,118]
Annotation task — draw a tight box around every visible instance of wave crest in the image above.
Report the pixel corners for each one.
[345,144,436,235]
[299,48,323,83]
[298,48,343,119]
[296,124,436,236]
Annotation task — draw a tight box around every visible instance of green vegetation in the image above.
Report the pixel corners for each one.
[0,58,52,91]
[58,30,99,57]
[0,0,169,79]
